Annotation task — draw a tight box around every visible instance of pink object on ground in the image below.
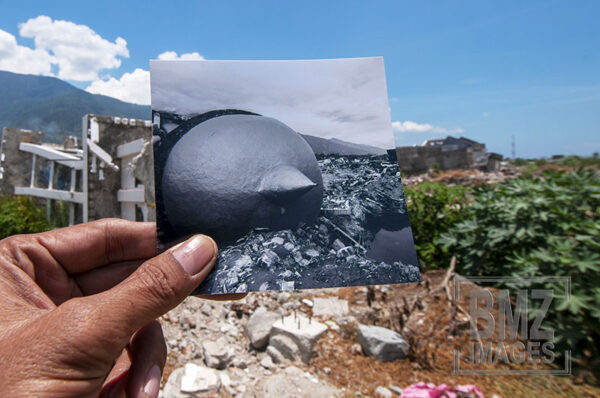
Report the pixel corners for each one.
[400,382,484,398]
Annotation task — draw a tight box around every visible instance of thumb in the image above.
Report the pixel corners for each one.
[58,234,217,359]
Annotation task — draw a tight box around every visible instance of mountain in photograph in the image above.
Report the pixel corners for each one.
[0,71,390,153]
[0,70,150,141]
[300,133,388,156]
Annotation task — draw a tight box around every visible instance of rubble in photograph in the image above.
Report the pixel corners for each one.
[195,154,420,294]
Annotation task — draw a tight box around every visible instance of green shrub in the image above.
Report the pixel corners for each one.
[439,170,600,367]
[405,182,468,269]
[520,162,538,178]
[47,199,70,228]
[0,195,52,239]
[511,158,529,167]
[556,155,600,168]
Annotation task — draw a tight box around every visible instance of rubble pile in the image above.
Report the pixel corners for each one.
[402,167,519,187]
[196,154,419,295]
[159,271,592,397]
[160,290,350,397]
[159,284,417,397]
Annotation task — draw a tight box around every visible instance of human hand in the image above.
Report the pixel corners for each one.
[0,219,228,397]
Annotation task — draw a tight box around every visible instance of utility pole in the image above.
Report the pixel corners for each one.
[511,135,516,159]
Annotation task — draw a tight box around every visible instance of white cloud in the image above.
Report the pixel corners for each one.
[0,28,54,75]
[83,51,206,105]
[17,15,129,81]
[392,120,464,134]
[0,16,210,105]
[85,68,150,105]
[157,51,204,60]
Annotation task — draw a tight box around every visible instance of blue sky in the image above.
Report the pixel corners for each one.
[0,0,598,157]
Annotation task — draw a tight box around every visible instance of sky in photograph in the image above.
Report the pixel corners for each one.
[151,58,394,148]
[0,0,598,157]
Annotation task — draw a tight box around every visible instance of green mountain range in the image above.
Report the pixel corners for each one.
[0,70,150,142]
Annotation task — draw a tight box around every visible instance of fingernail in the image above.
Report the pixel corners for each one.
[171,235,216,275]
[143,364,161,398]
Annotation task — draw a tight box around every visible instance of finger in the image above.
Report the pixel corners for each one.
[74,259,144,296]
[126,321,166,398]
[196,293,248,301]
[101,348,132,398]
[33,219,156,274]
[59,234,217,361]
[100,376,127,398]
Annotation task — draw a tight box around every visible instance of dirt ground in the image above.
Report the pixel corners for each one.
[161,270,600,398]
[305,271,600,397]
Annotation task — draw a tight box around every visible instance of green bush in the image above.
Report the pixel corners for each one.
[511,158,529,167]
[405,182,468,269]
[556,155,600,168]
[439,170,600,367]
[0,195,52,239]
[47,199,70,228]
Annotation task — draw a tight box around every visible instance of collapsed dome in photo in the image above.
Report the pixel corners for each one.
[162,114,324,241]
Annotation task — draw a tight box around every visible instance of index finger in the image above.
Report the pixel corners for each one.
[34,218,157,274]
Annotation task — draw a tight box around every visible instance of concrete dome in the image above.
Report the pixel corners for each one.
[162,114,323,241]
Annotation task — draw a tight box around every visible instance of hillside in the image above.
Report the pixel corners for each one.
[301,133,387,155]
[0,71,150,142]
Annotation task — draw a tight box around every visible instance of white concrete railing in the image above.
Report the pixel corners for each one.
[116,138,148,222]
[14,142,83,225]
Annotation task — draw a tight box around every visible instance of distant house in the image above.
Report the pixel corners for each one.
[395,136,502,174]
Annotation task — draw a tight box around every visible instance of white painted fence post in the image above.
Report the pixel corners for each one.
[69,168,76,226]
[30,154,36,188]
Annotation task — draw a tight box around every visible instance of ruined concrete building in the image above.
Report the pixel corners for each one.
[0,115,155,225]
[395,136,502,174]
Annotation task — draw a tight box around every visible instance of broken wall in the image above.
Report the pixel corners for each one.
[486,154,502,171]
[0,127,44,194]
[395,146,472,174]
[83,115,155,222]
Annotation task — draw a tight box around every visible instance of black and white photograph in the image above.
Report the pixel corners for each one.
[150,57,420,294]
